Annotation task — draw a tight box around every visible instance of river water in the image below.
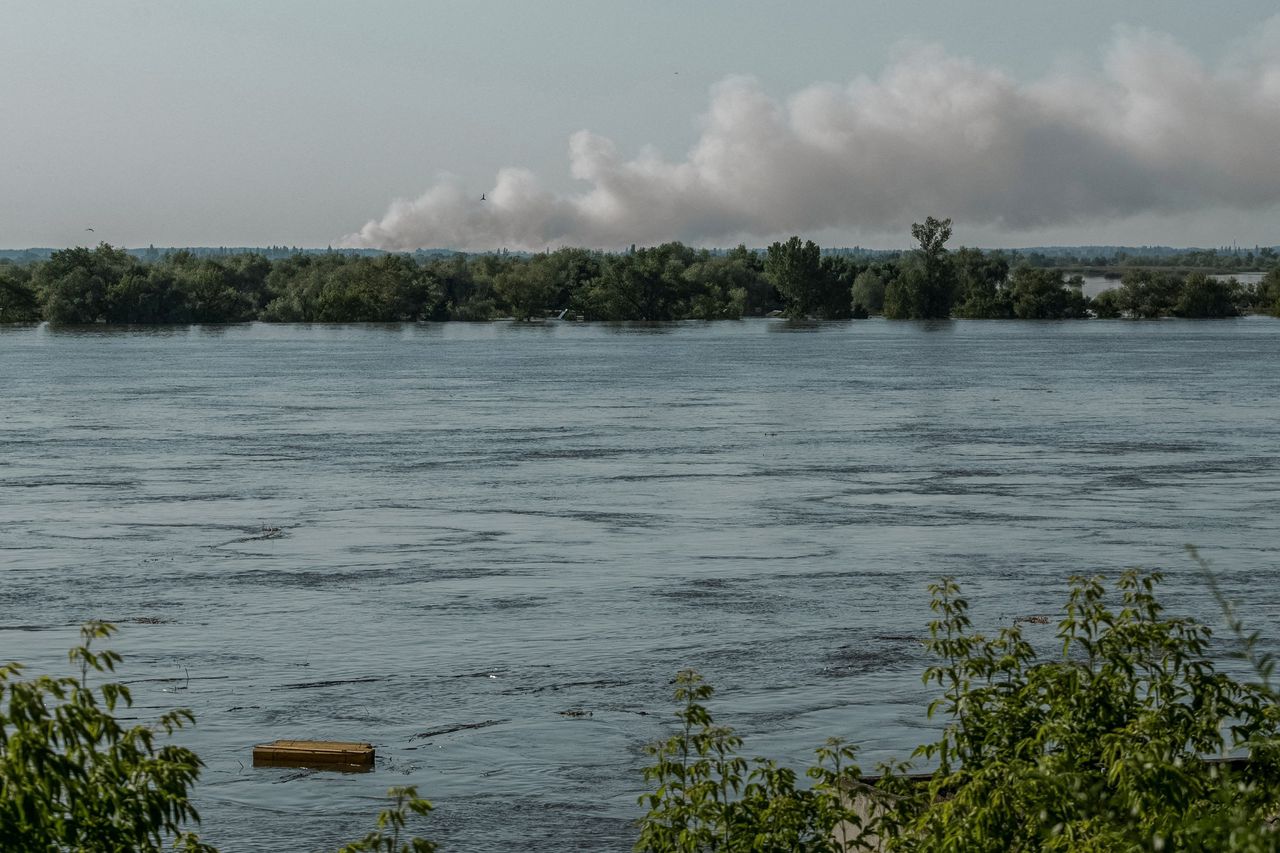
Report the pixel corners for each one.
[2,319,1279,851]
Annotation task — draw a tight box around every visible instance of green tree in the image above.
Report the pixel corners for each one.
[105,268,187,323]
[495,255,559,320]
[0,622,212,851]
[1252,267,1280,317]
[262,255,441,322]
[764,236,826,319]
[681,255,752,320]
[850,269,887,317]
[426,254,494,320]
[816,256,857,320]
[260,253,318,321]
[1091,288,1123,319]
[1173,272,1240,318]
[875,571,1280,851]
[635,670,868,852]
[2,625,440,852]
[1007,266,1090,319]
[579,244,691,321]
[337,787,437,853]
[455,253,518,321]
[0,265,40,323]
[175,264,254,323]
[222,253,274,314]
[1116,270,1180,318]
[35,244,138,324]
[543,247,604,314]
[884,218,955,319]
[883,260,923,320]
[722,245,776,316]
[638,568,1280,852]
[951,248,1011,319]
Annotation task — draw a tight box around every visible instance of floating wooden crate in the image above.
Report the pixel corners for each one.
[252,740,375,771]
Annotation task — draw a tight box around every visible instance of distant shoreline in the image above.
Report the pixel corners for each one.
[2,239,1276,324]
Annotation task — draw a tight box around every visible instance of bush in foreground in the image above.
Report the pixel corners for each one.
[872,568,1280,851]
[635,566,1280,851]
[0,621,212,851]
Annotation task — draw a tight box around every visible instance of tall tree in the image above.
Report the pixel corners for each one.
[884,217,956,319]
[764,236,824,318]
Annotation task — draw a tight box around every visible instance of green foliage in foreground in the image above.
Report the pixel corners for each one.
[0,621,212,852]
[337,786,437,853]
[636,670,867,852]
[875,569,1280,852]
[636,566,1280,851]
[0,623,435,852]
[0,617,212,850]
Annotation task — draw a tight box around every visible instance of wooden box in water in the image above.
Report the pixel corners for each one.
[252,739,375,771]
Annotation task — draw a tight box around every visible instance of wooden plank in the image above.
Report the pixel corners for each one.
[252,739,375,771]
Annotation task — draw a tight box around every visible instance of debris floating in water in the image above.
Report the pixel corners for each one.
[412,719,508,740]
[252,740,374,771]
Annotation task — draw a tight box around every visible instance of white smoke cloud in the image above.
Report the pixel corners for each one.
[344,20,1280,251]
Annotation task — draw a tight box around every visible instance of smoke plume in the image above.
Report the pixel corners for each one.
[344,21,1280,250]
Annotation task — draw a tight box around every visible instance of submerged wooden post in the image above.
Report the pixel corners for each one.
[252,739,375,771]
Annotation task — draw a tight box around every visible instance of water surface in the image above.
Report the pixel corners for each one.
[2,319,1279,851]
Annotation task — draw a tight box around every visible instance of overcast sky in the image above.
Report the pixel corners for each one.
[3,1,1278,250]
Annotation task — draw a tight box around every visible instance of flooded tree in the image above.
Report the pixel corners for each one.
[885,217,956,319]
[764,236,825,318]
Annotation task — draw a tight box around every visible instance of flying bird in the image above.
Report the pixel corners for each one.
[85,227,94,232]
[480,193,486,201]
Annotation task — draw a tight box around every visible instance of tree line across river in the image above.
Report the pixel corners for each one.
[1,218,1278,324]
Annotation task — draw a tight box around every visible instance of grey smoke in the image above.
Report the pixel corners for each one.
[344,21,1280,250]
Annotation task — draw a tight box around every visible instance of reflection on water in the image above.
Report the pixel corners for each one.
[2,319,1279,851]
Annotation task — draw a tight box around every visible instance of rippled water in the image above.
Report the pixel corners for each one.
[2,319,1279,851]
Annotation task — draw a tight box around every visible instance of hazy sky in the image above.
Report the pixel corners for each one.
[3,1,1278,249]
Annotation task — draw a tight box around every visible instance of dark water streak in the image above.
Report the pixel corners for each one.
[2,319,1279,851]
